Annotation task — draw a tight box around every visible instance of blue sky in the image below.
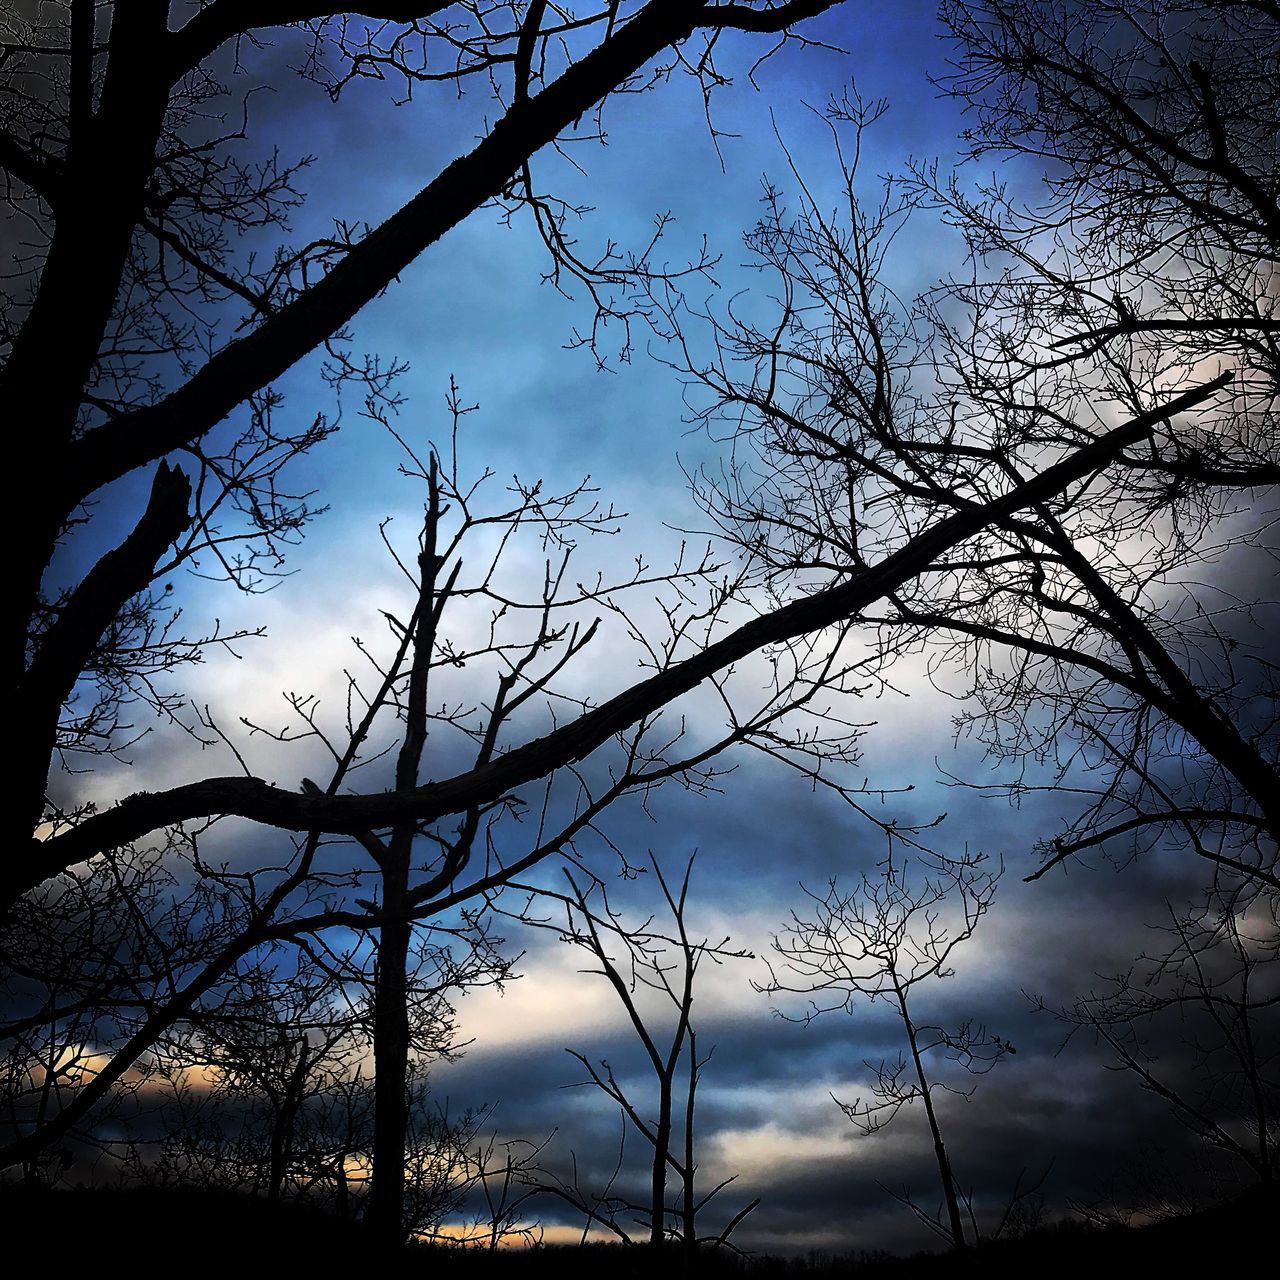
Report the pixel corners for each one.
[208,1,969,529]
[50,2,1252,1254]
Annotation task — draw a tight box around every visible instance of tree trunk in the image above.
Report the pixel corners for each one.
[266,1103,287,1204]
[682,1033,698,1273]
[897,983,966,1250]
[368,851,411,1250]
[651,1076,673,1248]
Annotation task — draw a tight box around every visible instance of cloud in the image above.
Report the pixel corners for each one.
[32,0,1267,1256]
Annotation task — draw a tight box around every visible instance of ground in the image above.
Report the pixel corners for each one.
[1,1182,1273,1274]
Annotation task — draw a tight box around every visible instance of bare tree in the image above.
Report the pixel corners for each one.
[760,852,1010,1250]
[2,0,858,1193]
[5,3,1252,1200]
[5,0,853,910]
[1,402,707,1227]
[9,1,1237,905]
[2,364,1234,1197]
[646,71,1276,898]
[0,837,262,1187]
[1047,885,1279,1188]
[935,0,1280,425]
[430,1125,553,1249]
[908,0,1280,883]
[523,854,758,1259]
[141,956,370,1206]
[4,384,906,1250]
[0,0,868,974]
[121,949,378,1208]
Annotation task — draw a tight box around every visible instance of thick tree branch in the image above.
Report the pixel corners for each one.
[66,1,840,506]
[21,462,193,742]
[15,373,1229,900]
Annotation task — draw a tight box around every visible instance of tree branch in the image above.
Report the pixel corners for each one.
[65,1,840,506]
[19,373,1229,898]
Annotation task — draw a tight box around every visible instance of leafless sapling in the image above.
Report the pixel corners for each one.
[760,851,1012,1249]
[524,854,758,1260]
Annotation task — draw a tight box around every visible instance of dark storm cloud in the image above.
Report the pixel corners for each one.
[42,0,1265,1255]
[417,696,1244,1254]
[437,946,1219,1253]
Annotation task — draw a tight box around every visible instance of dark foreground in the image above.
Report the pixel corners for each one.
[0,1183,1273,1274]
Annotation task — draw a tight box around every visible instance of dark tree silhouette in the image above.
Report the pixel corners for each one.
[0,5,860,1212]
[6,0,853,910]
[1047,885,1279,1188]
[647,68,1276,896]
[913,0,1280,883]
[531,855,757,1258]
[3,4,1254,1222]
[759,852,1010,1250]
[137,955,375,1206]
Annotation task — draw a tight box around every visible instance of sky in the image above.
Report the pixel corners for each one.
[39,1,1267,1256]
